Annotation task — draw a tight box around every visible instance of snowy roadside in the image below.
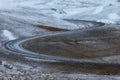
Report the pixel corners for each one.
[0,58,120,80]
[0,0,120,80]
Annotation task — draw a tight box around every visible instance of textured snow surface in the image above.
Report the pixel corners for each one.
[108,13,120,20]
[0,0,120,79]
[2,30,16,40]
[0,0,119,25]
[93,6,104,14]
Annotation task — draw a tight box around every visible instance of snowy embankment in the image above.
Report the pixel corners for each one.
[2,30,16,40]
[0,0,120,31]
[0,0,120,79]
[16,0,120,24]
[0,0,78,30]
[63,0,120,24]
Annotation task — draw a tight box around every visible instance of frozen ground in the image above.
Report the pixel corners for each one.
[0,0,119,40]
[0,0,120,79]
[0,0,120,41]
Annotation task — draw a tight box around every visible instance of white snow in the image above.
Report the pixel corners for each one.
[2,30,16,40]
[0,0,120,79]
[97,19,115,24]
[0,0,18,10]
[93,6,104,14]
[0,0,119,29]
[108,13,120,20]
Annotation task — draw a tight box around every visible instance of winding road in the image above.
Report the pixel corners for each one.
[2,19,120,75]
[3,20,105,61]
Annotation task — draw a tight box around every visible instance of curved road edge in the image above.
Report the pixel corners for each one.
[2,20,118,65]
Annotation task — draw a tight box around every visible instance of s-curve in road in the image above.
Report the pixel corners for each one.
[3,20,105,62]
[2,19,120,75]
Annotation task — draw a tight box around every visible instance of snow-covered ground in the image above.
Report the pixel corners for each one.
[63,0,120,24]
[0,0,120,27]
[2,30,16,40]
[0,0,120,33]
[0,0,120,79]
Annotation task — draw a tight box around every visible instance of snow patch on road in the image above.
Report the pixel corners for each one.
[2,30,16,40]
